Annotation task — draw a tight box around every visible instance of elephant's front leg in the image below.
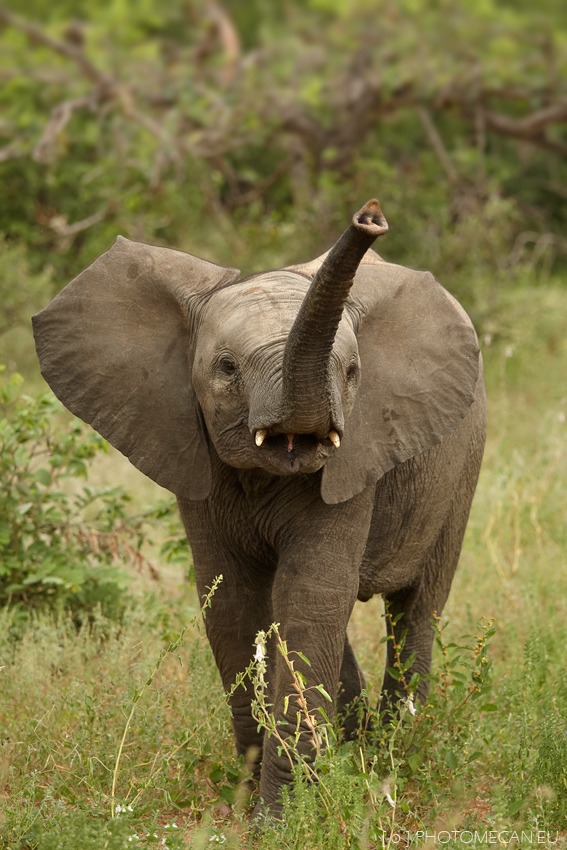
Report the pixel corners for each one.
[258,490,374,812]
[258,557,358,811]
[178,500,274,779]
[198,560,275,776]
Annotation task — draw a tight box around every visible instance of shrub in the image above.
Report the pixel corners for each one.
[0,367,147,621]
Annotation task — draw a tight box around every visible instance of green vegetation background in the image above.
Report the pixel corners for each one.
[0,1,565,847]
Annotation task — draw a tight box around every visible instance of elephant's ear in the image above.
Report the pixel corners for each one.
[321,262,481,504]
[33,237,240,500]
[285,246,384,278]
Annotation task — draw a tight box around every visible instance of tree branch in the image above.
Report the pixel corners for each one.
[0,7,115,94]
[206,0,241,84]
[33,96,95,163]
[36,205,115,252]
[483,102,567,155]
[0,6,181,162]
[416,106,458,183]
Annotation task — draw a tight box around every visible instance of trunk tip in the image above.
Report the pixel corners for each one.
[352,199,388,236]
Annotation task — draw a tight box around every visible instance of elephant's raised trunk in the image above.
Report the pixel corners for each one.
[280,199,388,436]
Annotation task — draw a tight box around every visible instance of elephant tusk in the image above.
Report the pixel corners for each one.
[329,430,341,449]
[255,429,267,447]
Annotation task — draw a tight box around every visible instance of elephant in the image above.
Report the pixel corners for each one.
[33,198,486,814]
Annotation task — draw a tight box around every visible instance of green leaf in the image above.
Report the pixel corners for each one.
[219,783,235,804]
[0,521,11,547]
[34,468,52,486]
[315,684,332,702]
[450,671,468,683]
[508,798,525,816]
[446,750,459,771]
[407,752,422,774]
[386,666,403,681]
[208,764,224,784]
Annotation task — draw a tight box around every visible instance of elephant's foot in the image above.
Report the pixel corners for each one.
[250,797,284,825]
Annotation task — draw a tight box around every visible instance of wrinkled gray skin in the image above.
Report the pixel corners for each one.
[33,200,486,815]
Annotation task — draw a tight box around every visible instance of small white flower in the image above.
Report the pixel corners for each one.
[254,631,267,662]
[115,803,134,815]
[504,344,514,359]
[405,695,417,716]
[382,779,396,808]
[483,333,493,346]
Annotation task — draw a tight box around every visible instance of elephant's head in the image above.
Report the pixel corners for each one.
[191,201,388,480]
[33,199,481,504]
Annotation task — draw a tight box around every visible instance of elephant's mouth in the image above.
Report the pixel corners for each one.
[252,431,333,475]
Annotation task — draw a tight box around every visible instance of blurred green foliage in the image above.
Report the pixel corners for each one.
[0,0,564,331]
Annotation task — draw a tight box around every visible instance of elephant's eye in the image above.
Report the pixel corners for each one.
[346,362,359,381]
[218,355,239,376]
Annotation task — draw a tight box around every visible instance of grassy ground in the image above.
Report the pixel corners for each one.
[0,286,565,849]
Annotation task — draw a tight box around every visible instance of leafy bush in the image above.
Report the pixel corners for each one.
[0,367,149,620]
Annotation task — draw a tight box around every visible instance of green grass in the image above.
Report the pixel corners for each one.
[0,285,565,849]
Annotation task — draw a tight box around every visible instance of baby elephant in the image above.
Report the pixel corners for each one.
[33,199,485,813]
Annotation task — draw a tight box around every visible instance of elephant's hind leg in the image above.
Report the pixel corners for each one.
[379,473,480,712]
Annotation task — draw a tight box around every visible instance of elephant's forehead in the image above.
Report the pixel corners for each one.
[210,271,309,333]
